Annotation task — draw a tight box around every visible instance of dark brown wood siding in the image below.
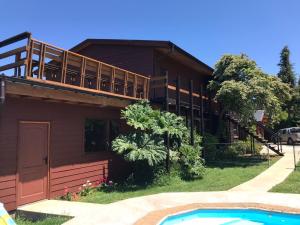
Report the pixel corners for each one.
[77,44,154,76]
[153,51,211,105]
[0,96,129,211]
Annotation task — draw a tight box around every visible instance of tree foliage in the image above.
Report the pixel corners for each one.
[277,46,296,87]
[209,54,292,125]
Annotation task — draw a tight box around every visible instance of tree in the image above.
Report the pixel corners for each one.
[277,46,296,87]
[209,54,291,127]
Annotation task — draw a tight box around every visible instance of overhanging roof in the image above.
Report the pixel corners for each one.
[70,39,214,75]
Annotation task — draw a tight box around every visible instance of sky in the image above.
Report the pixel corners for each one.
[1,0,299,80]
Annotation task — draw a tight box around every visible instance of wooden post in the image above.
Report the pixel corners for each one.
[80,58,86,87]
[61,51,68,83]
[38,44,46,79]
[176,75,181,115]
[25,34,32,79]
[164,71,169,111]
[200,84,204,135]
[14,53,21,77]
[189,80,194,145]
[124,72,128,95]
[133,75,137,98]
[165,132,170,173]
[96,62,102,90]
[111,68,115,92]
[143,78,147,99]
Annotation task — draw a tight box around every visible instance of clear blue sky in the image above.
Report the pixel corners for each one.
[1,0,299,80]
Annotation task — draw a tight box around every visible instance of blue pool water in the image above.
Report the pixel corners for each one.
[160,209,300,225]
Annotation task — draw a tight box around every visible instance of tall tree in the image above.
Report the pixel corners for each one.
[277,46,296,87]
[209,54,291,126]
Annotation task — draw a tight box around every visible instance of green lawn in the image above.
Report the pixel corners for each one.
[15,216,69,225]
[271,162,300,194]
[80,156,279,204]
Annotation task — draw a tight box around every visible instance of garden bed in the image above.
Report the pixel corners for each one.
[78,156,280,204]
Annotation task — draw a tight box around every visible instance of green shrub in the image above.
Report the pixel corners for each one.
[225,141,247,159]
[178,144,205,179]
[202,133,219,161]
[153,167,181,186]
[223,138,263,159]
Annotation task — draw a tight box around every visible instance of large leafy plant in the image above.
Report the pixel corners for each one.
[112,100,205,182]
[113,100,187,166]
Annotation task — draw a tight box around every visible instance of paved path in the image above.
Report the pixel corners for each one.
[230,145,300,192]
[17,145,300,225]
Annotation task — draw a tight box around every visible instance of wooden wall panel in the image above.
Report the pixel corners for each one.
[0,96,130,210]
[78,45,154,77]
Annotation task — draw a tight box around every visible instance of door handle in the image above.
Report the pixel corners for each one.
[43,156,48,164]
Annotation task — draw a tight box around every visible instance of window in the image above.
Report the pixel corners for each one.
[84,119,120,153]
[291,128,300,133]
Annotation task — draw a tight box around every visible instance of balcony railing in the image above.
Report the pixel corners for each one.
[0,32,150,100]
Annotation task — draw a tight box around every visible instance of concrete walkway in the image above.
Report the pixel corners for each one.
[18,192,300,225]
[230,145,300,192]
[17,145,300,225]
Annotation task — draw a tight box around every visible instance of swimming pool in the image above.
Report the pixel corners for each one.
[160,209,300,225]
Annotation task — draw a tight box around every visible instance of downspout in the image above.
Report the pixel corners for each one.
[0,76,5,106]
[0,76,5,128]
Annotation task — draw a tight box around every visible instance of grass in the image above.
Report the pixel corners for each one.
[271,162,300,194]
[14,216,69,225]
[80,156,280,204]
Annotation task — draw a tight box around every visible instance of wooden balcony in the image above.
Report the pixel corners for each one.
[0,32,150,101]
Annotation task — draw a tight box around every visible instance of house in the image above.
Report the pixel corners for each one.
[0,32,215,211]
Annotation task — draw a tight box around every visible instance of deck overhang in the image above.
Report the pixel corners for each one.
[2,76,132,108]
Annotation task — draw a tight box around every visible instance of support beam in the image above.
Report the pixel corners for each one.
[200,84,204,135]
[176,75,181,115]
[164,71,169,111]
[189,80,194,145]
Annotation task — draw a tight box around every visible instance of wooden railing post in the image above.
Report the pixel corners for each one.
[80,57,86,87]
[124,72,128,95]
[111,68,115,92]
[133,75,137,98]
[61,51,68,83]
[38,43,46,79]
[96,62,102,90]
[22,32,32,79]
[25,39,33,78]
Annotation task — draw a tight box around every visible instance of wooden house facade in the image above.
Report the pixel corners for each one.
[0,33,215,211]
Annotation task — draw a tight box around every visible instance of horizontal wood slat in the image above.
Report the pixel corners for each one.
[51,164,106,179]
[0,180,15,190]
[0,60,26,72]
[0,46,27,59]
[0,187,15,198]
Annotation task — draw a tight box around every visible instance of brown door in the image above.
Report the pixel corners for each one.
[17,122,49,206]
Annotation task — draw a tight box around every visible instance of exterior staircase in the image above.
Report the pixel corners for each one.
[226,115,284,156]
